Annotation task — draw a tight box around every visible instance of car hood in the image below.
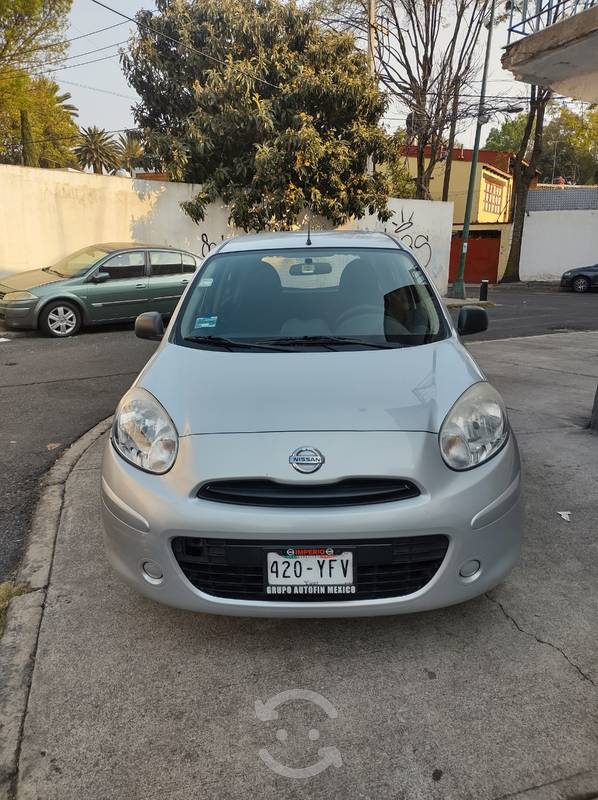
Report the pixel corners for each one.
[137,337,485,436]
[0,269,67,293]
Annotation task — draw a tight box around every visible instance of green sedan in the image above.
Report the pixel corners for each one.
[0,243,199,337]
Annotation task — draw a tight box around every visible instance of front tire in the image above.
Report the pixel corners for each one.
[39,301,82,337]
[572,276,590,293]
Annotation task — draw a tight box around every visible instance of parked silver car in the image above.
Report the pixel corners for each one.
[101,231,522,617]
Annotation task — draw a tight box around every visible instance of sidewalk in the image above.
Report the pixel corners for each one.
[2,332,598,800]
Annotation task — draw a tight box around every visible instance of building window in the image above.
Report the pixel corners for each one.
[483,179,504,216]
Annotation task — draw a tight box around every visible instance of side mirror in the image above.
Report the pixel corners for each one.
[457,305,488,336]
[135,311,164,341]
[92,272,110,284]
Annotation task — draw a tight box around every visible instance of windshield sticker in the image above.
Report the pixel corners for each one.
[198,278,213,287]
[194,316,218,329]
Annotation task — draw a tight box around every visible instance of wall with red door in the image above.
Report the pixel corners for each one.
[449,230,501,283]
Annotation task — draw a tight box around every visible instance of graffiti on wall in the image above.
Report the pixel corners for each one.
[392,208,433,268]
[200,232,217,257]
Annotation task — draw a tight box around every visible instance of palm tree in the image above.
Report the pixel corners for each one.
[55,90,78,120]
[74,126,119,174]
[118,131,144,175]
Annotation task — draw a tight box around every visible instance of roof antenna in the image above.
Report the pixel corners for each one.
[306,204,312,246]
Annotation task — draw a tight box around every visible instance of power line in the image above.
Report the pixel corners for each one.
[57,79,137,101]
[2,40,127,75]
[0,53,120,83]
[5,21,128,61]
[5,128,131,148]
[89,0,282,91]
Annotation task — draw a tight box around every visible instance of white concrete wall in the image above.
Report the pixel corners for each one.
[519,210,598,280]
[339,199,453,293]
[0,165,452,292]
[0,165,234,276]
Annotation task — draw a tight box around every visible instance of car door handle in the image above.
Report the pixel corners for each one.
[181,279,189,285]
[135,283,145,289]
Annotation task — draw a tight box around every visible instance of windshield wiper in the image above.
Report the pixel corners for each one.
[258,335,398,350]
[42,267,63,277]
[183,335,292,352]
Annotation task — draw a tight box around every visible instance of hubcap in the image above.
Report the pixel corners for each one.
[47,306,77,335]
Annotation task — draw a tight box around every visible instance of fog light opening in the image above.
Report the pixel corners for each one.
[142,560,164,584]
[459,559,481,581]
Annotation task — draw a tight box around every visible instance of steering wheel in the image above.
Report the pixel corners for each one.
[335,305,381,329]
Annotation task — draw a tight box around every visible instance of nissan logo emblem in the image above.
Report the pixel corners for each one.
[289,447,325,474]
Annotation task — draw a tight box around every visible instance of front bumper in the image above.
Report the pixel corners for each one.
[0,302,37,329]
[560,275,573,288]
[101,430,523,618]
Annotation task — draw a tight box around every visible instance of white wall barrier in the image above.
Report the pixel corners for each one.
[0,165,453,292]
[519,209,598,281]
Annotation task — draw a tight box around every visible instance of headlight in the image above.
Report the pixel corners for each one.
[439,382,508,470]
[111,387,178,474]
[3,291,36,303]
[563,272,572,277]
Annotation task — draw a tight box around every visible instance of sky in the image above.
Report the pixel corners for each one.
[59,0,528,148]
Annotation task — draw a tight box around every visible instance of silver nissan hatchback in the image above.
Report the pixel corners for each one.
[101,231,522,617]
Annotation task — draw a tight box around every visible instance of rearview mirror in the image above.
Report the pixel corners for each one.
[92,272,110,284]
[457,305,488,336]
[135,311,164,341]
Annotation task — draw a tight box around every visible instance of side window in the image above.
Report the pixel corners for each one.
[100,252,145,280]
[182,254,197,274]
[150,250,183,277]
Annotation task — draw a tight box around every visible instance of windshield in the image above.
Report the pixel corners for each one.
[175,247,448,351]
[50,245,111,278]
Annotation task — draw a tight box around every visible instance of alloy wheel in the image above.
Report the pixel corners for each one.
[573,277,590,293]
[47,306,78,336]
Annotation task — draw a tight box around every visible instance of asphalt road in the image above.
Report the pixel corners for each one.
[0,284,596,581]
[463,284,598,341]
[0,328,157,580]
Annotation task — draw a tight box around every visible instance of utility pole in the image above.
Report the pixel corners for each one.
[450,0,496,299]
[368,0,376,76]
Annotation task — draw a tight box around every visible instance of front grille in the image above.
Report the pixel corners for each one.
[0,292,5,301]
[171,536,449,602]
[197,478,420,507]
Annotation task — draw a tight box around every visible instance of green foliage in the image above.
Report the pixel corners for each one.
[485,105,598,184]
[536,106,598,184]
[118,131,144,175]
[0,0,72,70]
[0,74,79,167]
[0,581,26,636]
[386,131,415,199]
[20,108,37,166]
[122,0,394,230]
[75,126,120,174]
[484,114,531,155]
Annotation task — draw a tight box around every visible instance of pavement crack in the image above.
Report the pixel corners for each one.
[485,593,596,687]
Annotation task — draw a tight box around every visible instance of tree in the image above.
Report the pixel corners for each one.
[537,106,598,184]
[386,130,415,198]
[484,113,530,154]
[122,0,394,230]
[325,0,492,199]
[0,0,72,72]
[20,109,38,166]
[74,126,120,174]
[485,104,598,185]
[501,85,551,283]
[0,74,79,167]
[117,132,143,175]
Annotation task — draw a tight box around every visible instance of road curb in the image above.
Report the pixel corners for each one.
[0,416,112,799]
[443,297,495,308]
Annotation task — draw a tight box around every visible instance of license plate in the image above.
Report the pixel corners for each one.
[266,547,355,598]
